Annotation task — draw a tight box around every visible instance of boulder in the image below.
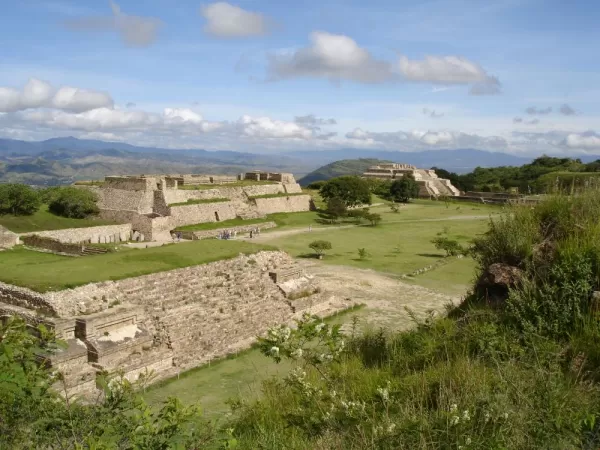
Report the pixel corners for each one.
[476,263,523,304]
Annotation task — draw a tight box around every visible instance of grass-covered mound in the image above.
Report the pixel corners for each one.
[0,240,273,292]
[228,190,600,449]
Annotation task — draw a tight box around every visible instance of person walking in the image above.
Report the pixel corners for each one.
[308,225,312,232]
[250,230,253,239]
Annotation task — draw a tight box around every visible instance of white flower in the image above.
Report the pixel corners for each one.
[503,412,509,420]
[450,415,460,426]
[462,410,471,421]
[270,346,279,356]
[315,323,325,333]
[466,437,471,445]
[450,403,458,413]
[387,423,396,433]
[484,411,491,423]
[376,386,390,402]
[291,348,303,359]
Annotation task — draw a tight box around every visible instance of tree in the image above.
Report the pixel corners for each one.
[347,208,369,224]
[390,174,420,203]
[320,176,371,208]
[431,236,466,256]
[365,212,382,226]
[48,187,99,218]
[325,197,347,223]
[309,240,332,259]
[0,183,41,216]
[306,180,327,190]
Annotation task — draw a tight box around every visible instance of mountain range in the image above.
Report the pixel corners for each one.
[1,137,598,185]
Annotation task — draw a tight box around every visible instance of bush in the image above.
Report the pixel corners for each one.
[320,176,371,208]
[48,187,99,218]
[357,248,370,260]
[324,197,347,223]
[390,174,420,203]
[306,180,326,190]
[309,240,332,258]
[0,183,41,216]
[365,212,382,226]
[431,236,466,256]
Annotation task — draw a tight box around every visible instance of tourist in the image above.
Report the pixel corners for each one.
[308,225,312,232]
[177,231,182,242]
[250,230,253,239]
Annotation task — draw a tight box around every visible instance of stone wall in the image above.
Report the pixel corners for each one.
[23,224,133,244]
[21,235,83,256]
[178,221,277,240]
[0,225,19,248]
[253,195,311,215]
[168,202,237,227]
[0,251,344,394]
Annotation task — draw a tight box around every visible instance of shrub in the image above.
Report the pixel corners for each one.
[390,173,420,203]
[48,187,99,218]
[431,236,466,256]
[324,197,347,223]
[320,176,371,208]
[358,248,370,260]
[0,183,41,216]
[365,212,382,226]
[309,240,332,258]
[347,208,369,224]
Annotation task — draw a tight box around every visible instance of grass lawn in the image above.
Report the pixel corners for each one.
[143,348,291,417]
[0,205,121,233]
[179,180,276,190]
[0,240,274,292]
[175,217,269,232]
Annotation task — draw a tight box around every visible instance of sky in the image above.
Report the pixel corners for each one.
[0,0,599,155]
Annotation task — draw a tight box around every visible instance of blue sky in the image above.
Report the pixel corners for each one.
[0,0,599,155]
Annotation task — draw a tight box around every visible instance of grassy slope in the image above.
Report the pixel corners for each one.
[0,205,120,233]
[0,240,273,292]
[298,158,391,186]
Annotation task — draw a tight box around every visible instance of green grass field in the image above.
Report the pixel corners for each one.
[178,180,276,190]
[0,205,121,233]
[0,240,273,292]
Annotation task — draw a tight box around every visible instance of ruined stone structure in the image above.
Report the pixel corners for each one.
[0,225,19,249]
[363,163,460,197]
[0,251,351,396]
[68,171,312,243]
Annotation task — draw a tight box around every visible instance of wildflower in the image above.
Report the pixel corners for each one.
[484,411,491,423]
[462,410,471,421]
[450,415,460,426]
[503,412,509,420]
[450,403,458,413]
[315,323,325,333]
[290,348,303,359]
[465,437,471,445]
[270,346,279,356]
[376,386,390,402]
[387,423,396,433]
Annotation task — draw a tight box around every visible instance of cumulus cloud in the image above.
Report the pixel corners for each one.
[345,127,507,150]
[268,32,393,83]
[560,104,577,116]
[200,2,271,38]
[237,115,314,139]
[564,132,600,150]
[294,114,336,126]
[268,32,499,93]
[65,0,161,47]
[422,108,444,118]
[525,106,552,115]
[0,78,113,113]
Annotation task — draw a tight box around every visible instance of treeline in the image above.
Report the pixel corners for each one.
[433,155,600,193]
[0,183,99,218]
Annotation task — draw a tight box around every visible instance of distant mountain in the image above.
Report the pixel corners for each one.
[290,149,539,173]
[299,159,392,186]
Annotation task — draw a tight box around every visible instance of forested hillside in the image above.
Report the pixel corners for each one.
[299,158,391,186]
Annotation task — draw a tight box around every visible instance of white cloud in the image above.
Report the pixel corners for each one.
[200,2,271,38]
[422,108,444,118]
[65,0,161,47]
[525,106,552,115]
[80,131,127,142]
[565,132,600,149]
[269,32,393,83]
[345,127,507,150]
[164,108,204,123]
[0,78,113,113]
[294,114,337,126]
[237,115,313,139]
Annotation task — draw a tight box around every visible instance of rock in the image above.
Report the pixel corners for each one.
[476,263,523,304]
[132,231,140,241]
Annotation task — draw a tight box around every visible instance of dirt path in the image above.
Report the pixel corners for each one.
[298,261,461,332]
[243,214,492,242]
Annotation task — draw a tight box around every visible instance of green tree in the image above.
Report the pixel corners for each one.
[431,236,466,256]
[325,197,347,223]
[48,187,99,218]
[0,183,41,216]
[365,212,382,226]
[306,180,327,190]
[390,174,420,203]
[309,240,332,259]
[320,176,371,208]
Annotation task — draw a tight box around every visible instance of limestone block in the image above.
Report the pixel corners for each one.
[99,235,106,244]
[132,231,140,241]
[120,232,128,242]
[139,233,145,242]
[113,233,120,243]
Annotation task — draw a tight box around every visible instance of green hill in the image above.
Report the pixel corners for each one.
[298,158,391,186]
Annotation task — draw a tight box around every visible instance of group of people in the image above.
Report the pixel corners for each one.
[171,231,183,242]
[217,230,237,240]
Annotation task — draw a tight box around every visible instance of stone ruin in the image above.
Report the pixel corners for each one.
[0,251,354,397]
[75,171,311,242]
[363,163,460,197]
[0,225,19,249]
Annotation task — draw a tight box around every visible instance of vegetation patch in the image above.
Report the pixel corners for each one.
[249,192,306,199]
[169,197,230,206]
[0,240,274,292]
